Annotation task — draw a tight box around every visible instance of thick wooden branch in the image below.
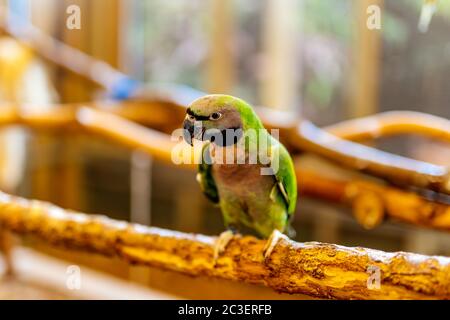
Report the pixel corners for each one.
[0,191,449,299]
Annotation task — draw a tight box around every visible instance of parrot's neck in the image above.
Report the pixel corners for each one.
[209,128,272,166]
[210,142,244,164]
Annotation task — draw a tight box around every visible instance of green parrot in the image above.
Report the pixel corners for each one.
[182,94,297,260]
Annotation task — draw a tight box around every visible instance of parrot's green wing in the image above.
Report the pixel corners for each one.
[197,143,219,203]
[270,139,297,216]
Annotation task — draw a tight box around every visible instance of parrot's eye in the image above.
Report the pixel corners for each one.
[187,114,195,121]
[210,112,222,120]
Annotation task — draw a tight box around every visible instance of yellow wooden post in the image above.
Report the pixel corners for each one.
[59,0,118,210]
[349,0,383,118]
[89,0,119,68]
[206,0,235,94]
[260,0,300,111]
[60,0,91,102]
[56,0,89,210]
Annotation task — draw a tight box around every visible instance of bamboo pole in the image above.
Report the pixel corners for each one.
[0,191,449,299]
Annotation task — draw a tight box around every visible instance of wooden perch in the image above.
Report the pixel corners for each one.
[0,191,449,299]
[325,111,450,143]
[291,121,450,194]
[297,168,450,231]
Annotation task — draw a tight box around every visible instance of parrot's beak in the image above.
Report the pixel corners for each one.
[183,119,194,146]
[183,119,203,146]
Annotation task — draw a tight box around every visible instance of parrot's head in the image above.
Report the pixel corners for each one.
[183,94,261,146]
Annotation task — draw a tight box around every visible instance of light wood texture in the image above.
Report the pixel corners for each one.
[0,191,449,300]
[349,0,383,118]
[261,0,299,111]
[206,0,235,94]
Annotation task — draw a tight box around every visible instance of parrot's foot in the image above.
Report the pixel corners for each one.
[263,229,285,260]
[213,230,235,263]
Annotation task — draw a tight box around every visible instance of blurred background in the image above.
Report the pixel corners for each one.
[0,0,449,299]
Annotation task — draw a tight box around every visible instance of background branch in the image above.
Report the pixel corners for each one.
[325,111,450,143]
[0,103,449,231]
[1,100,449,195]
[291,121,449,194]
[297,168,450,230]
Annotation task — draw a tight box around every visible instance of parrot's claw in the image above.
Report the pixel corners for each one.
[213,230,235,264]
[263,229,285,261]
